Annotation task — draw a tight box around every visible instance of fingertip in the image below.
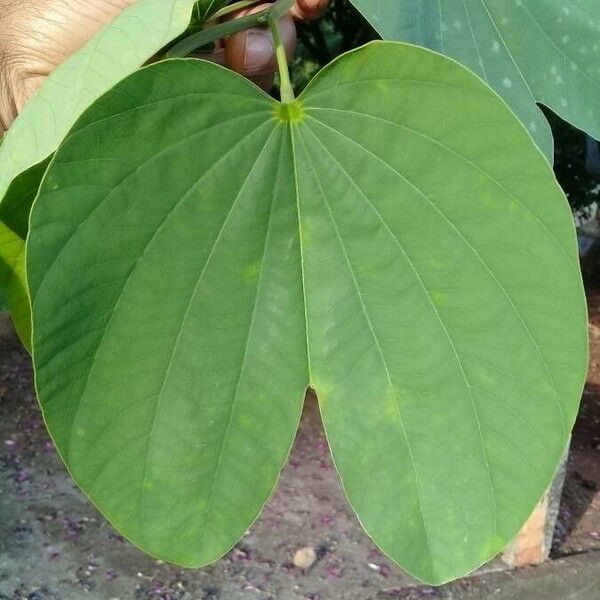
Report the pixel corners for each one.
[224,14,296,77]
[291,0,329,21]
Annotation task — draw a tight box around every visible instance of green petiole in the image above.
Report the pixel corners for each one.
[269,14,295,103]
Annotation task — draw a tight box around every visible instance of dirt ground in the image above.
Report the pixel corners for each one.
[1,262,599,600]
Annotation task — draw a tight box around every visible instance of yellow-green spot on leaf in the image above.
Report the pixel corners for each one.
[244,260,261,283]
[430,291,446,308]
[384,385,401,417]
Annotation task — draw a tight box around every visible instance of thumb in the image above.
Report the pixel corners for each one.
[223,4,296,79]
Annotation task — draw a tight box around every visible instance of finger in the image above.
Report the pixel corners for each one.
[290,0,329,21]
[223,4,296,80]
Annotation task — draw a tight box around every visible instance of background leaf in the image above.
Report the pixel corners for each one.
[29,42,588,583]
[28,59,308,567]
[197,0,232,21]
[350,0,600,161]
[0,160,49,348]
[0,0,203,341]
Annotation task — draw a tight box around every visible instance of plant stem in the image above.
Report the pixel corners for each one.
[211,0,263,21]
[269,15,295,104]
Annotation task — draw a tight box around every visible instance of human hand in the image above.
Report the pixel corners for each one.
[0,0,328,133]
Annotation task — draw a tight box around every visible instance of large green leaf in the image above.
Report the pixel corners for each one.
[0,0,211,344]
[350,0,600,160]
[28,43,588,584]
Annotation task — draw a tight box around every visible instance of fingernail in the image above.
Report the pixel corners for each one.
[244,31,274,74]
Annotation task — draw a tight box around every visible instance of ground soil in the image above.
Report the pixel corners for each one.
[0,262,599,600]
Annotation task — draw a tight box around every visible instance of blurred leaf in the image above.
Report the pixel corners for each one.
[350,0,600,161]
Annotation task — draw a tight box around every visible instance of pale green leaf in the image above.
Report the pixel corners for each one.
[0,0,202,204]
[350,0,600,160]
[0,0,207,344]
[28,43,588,583]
